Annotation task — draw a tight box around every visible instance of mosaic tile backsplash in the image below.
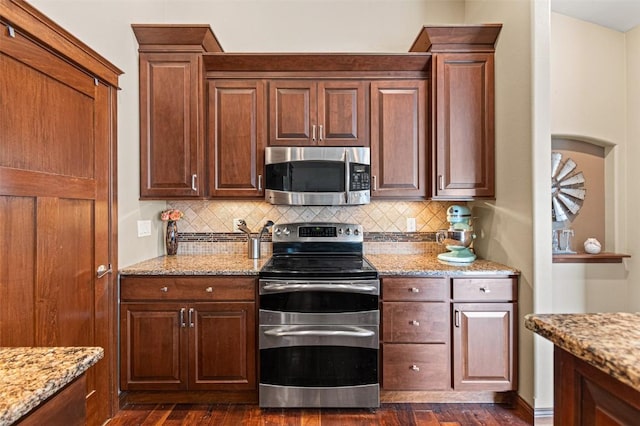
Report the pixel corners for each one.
[166,200,458,255]
[168,200,455,234]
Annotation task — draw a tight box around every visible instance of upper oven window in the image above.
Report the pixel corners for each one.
[266,161,345,193]
[260,291,378,313]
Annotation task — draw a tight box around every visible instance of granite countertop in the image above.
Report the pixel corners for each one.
[119,254,268,276]
[525,312,640,392]
[366,253,519,276]
[119,253,518,276]
[0,346,103,425]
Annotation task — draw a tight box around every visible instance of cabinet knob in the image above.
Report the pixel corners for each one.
[410,365,420,372]
[410,287,420,293]
[160,286,168,292]
[205,287,213,293]
[480,286,491,293]
[410,320,420,326]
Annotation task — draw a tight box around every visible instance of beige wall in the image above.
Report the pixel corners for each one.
[627,25,640,311]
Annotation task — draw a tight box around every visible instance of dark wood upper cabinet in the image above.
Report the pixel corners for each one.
[132,25,223,199]
[132,24,502,201]
[432,53,495,199]
[370,80,427,198]
[269,80,368,146]
[411,24,501,200]
[207,79,266,198]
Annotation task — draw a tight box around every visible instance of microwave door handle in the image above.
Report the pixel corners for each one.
[344,149,350,204]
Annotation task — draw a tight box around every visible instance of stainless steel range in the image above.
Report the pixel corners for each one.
[258,222,380,408]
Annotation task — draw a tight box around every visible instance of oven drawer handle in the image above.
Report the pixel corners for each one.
[264,327,375,338]
[262,283,378,293]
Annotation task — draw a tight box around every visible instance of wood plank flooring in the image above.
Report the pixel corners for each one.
[108,403,532,425]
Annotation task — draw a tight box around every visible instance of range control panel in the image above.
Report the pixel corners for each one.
[272,222,363,243]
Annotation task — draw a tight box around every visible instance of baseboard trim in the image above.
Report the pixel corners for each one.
[534,407,554,418]
[514,395,535,424]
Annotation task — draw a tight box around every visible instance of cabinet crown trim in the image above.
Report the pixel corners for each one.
[202,53,431,73]
[132,24,223,52]
[410,24,502,53]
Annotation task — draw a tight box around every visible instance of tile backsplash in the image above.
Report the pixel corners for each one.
[168,200,455,234]
[165,200,458,255]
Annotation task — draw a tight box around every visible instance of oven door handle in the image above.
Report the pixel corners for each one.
[264,326,375,338]
[261,283,378,294]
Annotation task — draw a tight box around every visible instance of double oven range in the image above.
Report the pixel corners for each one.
[258,222,380,408]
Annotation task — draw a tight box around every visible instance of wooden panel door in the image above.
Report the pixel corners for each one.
[207,80,266,197]
[318,81,368,146]
[452,303,516,391]
[433,53,495,199]
[370,80,427,198]
[139,52,203,198]
[0,25,116,424]
[120,303,187,390]
[0,22,118,425]
[269,80,316,145]
[190,302,256,391]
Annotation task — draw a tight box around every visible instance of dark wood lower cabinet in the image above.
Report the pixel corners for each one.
[119,276,256,403]
[380,276,518,399]
[554,346,640,425]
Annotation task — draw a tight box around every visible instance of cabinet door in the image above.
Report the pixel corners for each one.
[269,80,316,145]
[318,81,368,146]
[120,303,188,391]
[207,80,266,197]
[189,302,256,391]
[370,80,427,198]
[452,303,516,391]
[139,52,203,198]
[433,53,494,199]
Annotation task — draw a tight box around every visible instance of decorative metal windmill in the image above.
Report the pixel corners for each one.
[551,152,586,224]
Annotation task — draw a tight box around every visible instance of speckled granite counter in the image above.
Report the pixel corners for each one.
[0,346,103,425]
[120,253,518,276]
[525,312,640,392]
[365,253,519,276]
[119,254,268,276]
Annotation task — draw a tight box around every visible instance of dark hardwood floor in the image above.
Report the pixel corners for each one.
[108,403,532,425]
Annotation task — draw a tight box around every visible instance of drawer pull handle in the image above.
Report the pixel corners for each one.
[205,287,213,293]
[410,365,420,372]
[410,320,420,326]
[160,286,168,292]
[480,287,491,293]
[410,287,420,293]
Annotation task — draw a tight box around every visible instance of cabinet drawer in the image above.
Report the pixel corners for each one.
[382,344,449,390]
[382,277,448,301]
[382,302,449,343]
[452,277,517,302]
[120,276,255,301]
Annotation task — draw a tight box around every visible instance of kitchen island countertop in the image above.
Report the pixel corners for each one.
[0,346,103,425]
[525,312,640,392]
[119,253,518,276]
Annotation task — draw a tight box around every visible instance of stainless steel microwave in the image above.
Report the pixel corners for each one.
[264,146,371,206]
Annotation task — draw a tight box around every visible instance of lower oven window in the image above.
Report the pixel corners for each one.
[260,291,378,313]
[260,346,378,387]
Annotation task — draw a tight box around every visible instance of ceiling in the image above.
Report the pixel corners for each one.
[551,0,640,32]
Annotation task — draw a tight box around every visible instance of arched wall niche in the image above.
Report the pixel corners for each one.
[551,134,615,254]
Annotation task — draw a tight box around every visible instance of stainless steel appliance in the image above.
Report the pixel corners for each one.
[264,146,371,206]
[258,222,379,408]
